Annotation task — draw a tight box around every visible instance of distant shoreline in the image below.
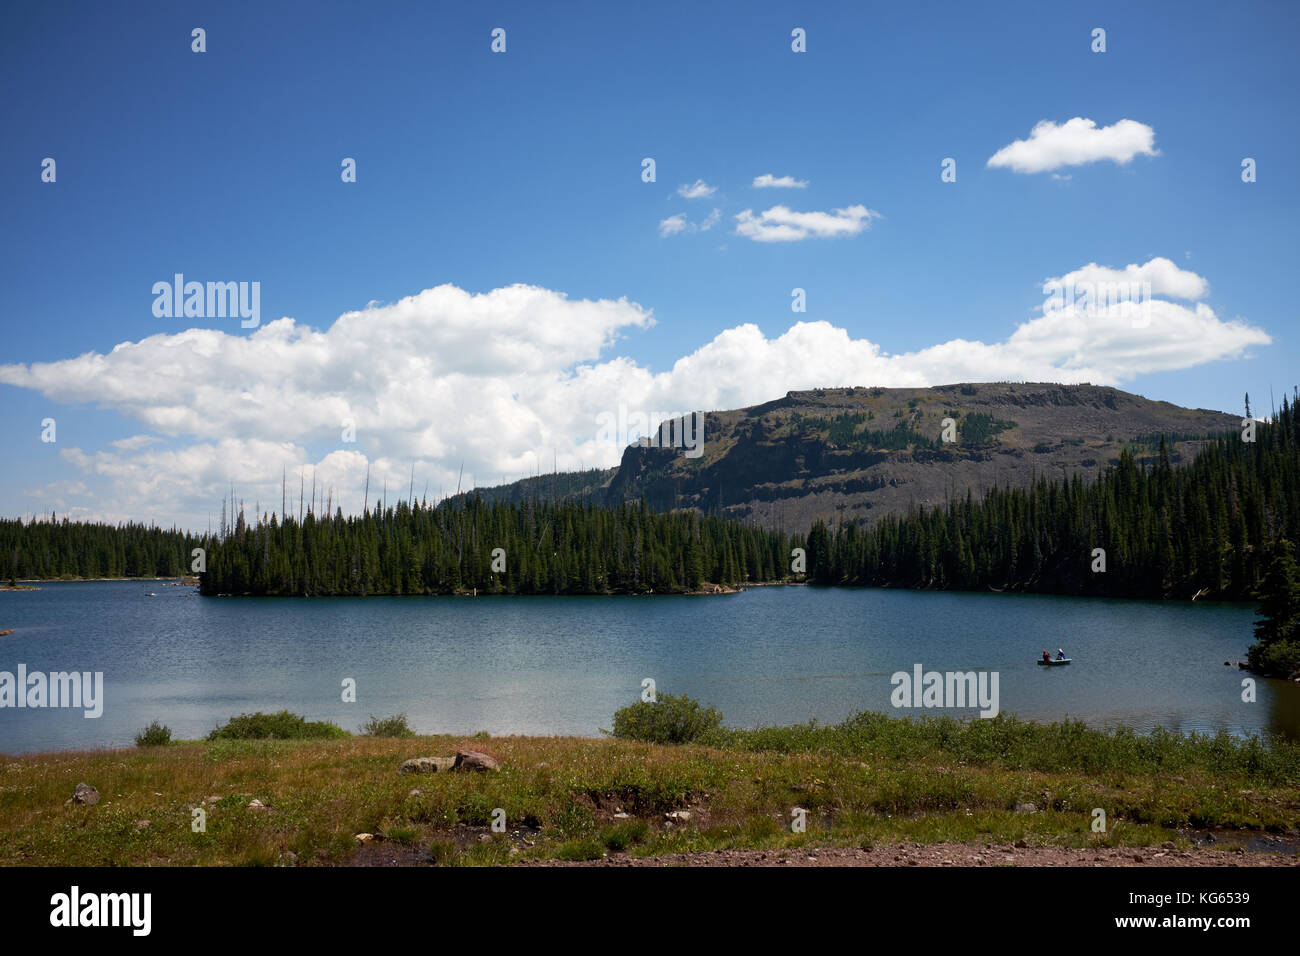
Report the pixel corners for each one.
[6,577,193,584]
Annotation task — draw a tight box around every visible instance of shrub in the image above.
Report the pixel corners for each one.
[360,713,416,737]
[555,838,605,861]
[206,710,348,741]
[427,838,457,865]
[385,825,420,845]
[134,720,172,747]
[611,692,723,745]
[602,821,650,853]
[1248,638,1300,680]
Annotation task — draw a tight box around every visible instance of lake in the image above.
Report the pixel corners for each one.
[2,581,1297,753]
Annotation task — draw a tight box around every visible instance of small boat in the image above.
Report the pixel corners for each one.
[1037,657,1071,666]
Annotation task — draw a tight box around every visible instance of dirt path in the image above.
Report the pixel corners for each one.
[513,843,1299,867]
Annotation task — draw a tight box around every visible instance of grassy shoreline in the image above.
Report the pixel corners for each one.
[3,713,1298,867]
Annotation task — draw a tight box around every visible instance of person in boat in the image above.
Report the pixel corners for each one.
[1042,650,1050,663]
[1057,648,1066,660]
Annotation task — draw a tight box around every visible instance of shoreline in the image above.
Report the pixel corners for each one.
[6,709,1297,760]
[6,577,190,583]
[6,576,1250,607]
[4,730,1296,867]
[1,575,1257,610]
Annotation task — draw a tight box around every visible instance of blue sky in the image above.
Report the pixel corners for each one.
[1,0,1297,528]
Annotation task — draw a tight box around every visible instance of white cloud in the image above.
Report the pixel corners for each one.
[677,179,716,199]
[1045,257,1209,303]
[752,174,808,189]
[661,209,721,236]
[111,434,163,451]
[659,214,688,237]
[988,118,1158,174]
[734,204,879,242]
[23,480,90,515]
[0,270,1267,528]
[656,299,1266,412]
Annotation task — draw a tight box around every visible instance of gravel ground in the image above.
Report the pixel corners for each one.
[513,843,1300,867]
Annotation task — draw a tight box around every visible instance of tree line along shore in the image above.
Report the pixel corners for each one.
[3,398,1299,675]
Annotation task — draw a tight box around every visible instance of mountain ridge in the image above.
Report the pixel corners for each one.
[454,383,1242,533]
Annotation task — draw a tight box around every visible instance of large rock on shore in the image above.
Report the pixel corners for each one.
[400,756,457,774]
[453,750,500,772]
[65,783,100,806]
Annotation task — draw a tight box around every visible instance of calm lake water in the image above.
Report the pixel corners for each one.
[2,582,1297,754]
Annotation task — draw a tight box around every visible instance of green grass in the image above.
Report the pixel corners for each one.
[1,712,1296,867]
[708,711,1300,786]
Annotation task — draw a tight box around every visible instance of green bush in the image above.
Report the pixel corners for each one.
[206,710,349,741]
[611,692,723,745]
[359,713,416,737]
[1248,638,1300,679]
[602,820,650,853]
[134,720,172,747]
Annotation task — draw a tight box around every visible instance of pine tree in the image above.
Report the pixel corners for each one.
[1252,539,1299,647]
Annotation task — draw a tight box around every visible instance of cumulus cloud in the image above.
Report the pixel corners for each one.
[752,174,808,189]
[677,179,716,199]
[0,270,1268,528]
[699,208,721,231]
[1045,257,1209,303]
[988,118,1158,174]
[734,204,879,242]
[659,214,688,237]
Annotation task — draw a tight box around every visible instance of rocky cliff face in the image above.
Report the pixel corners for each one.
[597,383,1240,532]
[457,383,1241,533]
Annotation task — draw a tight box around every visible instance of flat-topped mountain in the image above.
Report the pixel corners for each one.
[460,383,1242,532]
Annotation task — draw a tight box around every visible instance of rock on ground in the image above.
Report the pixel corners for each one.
[400,756,457,774]
[65,783,100,806]
[452,750,500,772]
